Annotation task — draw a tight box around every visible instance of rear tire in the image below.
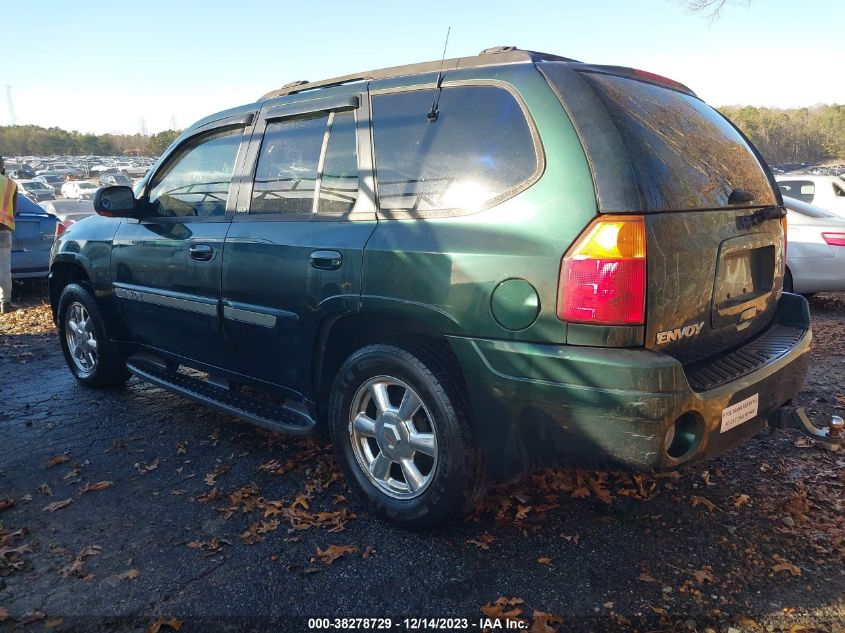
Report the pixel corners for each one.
[328,341,488,529]
[57,283,130,388]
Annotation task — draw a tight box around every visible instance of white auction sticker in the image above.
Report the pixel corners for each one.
[720,393,759,433]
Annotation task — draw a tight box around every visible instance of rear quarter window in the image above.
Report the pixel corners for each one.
[371,85,539,216]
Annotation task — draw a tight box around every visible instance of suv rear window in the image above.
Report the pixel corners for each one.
[547,68,777,212]
[371,86,539,215]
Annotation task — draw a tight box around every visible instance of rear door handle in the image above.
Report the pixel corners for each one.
[188,244,215,261]
[310,250,342,270]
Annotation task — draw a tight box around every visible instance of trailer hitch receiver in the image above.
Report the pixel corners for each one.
[771,406,843,452]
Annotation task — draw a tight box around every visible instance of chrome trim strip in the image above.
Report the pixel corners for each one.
[223,305,277,328]
[113,284,217,317]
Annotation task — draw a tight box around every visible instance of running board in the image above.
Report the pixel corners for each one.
[126,356,316,436]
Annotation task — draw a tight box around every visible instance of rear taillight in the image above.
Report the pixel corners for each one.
[781,214,787,259]
[55,220,73,238]
[557,215,647,326]
[823,232,845,247]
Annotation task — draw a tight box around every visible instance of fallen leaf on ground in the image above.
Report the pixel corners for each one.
[362,546,376,559]
[80,481,113,494]
[537,557,552,565]
[638,572,659,583]
[481,597,527,622]
[46,455,70,467]
[0,498,14,511]
[529,610,564,633]
[43,498,73,512]
[187,538,228,553]
[734,494,751,508]
[116,568,140,580]
[313,545,357,565]
[690,495,719,512]
[693,568,715,584]
[0,607,7,621]
[772,560,801,576]
[147,616,183,633]
[135,459,160,474]
[45,618,64,628]
[58,545,101,578]
[467,533,496,550]
[39,483,52,496]
[793,437,814,448]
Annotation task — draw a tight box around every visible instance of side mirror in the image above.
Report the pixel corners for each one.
[93,186,138,218]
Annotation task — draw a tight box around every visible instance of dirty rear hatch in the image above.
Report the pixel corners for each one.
[539,62,785,366]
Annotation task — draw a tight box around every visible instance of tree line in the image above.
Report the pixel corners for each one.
[719,104,845,166]
[0,125,181,157]
[1,103,844,166]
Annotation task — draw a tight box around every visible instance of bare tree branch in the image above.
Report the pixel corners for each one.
[680,0,750,23]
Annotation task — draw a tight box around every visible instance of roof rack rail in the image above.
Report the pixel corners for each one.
[260,48,581,101]
[479,45,518,55]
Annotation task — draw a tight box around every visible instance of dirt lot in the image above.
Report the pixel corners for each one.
[0,286,843,633]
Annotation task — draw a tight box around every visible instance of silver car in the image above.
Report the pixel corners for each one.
[784,196,845,294]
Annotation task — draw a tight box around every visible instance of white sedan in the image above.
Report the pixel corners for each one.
[784,196,845,294]
[777,175,845,217]
[61,181,100,200]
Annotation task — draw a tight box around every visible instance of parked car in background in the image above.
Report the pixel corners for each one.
[11,194,60,280]
[61,181,99,200]
[9,166,36,180]
[98,172,134,187]
[39,199,96,237]
[783,196,845,294]
[17,180,56,202]
[32,174,64,195]
[776,175,845,217]
[116,162,150,178]
[50,47,811,528]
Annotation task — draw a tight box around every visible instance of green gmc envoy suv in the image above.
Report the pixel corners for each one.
[50,47,812,528]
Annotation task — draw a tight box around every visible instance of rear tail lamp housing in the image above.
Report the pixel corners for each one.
[822,232,845,247]
[557,215,647,326]
[55,219,74,238]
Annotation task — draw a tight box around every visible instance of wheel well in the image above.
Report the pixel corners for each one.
[313,312,464,414]
[49,263,91,321]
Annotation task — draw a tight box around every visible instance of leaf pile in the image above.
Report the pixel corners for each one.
[476,469,680,529]
[0,526,31,576]
[0,303,55,337]
[57,544,101,580]
[480,597,565,633]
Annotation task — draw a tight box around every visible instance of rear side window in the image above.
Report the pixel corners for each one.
[778,180,815,203]
[578,72,777,211]
[371,86,538,215]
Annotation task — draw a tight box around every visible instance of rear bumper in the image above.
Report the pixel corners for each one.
[448,292,812,480]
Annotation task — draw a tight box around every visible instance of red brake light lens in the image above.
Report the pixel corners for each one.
[822,232,845,247]
[557,215,647,326]
[55,219,74,238]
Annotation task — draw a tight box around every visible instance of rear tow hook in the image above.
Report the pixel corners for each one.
[771,406,843,452]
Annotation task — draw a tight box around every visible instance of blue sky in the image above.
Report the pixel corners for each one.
[3,0,842,134]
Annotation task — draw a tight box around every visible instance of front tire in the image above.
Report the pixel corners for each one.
[329,341,487,529]
[57,283,130,388]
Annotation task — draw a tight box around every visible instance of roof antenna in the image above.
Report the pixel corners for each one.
[426,26,451,123]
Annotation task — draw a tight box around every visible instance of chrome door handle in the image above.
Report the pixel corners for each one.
[188,244,214,261]
[310,250,342,270]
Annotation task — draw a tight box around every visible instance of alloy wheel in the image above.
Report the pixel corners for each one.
[65,302,98,375]
[348,376,438,499]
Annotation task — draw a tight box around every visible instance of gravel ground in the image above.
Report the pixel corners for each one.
[0,286,843,633]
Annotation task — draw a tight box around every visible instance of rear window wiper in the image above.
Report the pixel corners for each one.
[736,205,785,230]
